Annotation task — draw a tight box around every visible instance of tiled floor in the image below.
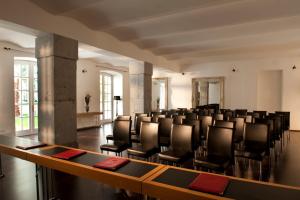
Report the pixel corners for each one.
[0,125,299,200]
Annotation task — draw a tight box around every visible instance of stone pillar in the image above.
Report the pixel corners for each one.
[129,61,153,116]
[36,34,78,145]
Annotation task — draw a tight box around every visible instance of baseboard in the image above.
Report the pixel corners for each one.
[290,130,300,132]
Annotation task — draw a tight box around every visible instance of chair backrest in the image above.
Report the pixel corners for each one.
[116,115,131,121]
[182,119,200,150]
[235,109,248,116]
[158,118,173,138]
[207,126,234,161]
[253,111,267,119]
[214,113,224,121]
[185,112,197,121]
[275,111,290,130]
[245,123,269,149]
[199,115,213,139]
[173,115,186,125]
[224,110,233,121]
[231,117,245,141]
[152,114,166,123]
[254,118,274,141]
[170,124,194,154]
[214,120,235,129]
[136,116,152,135]
[113,120,132,145]
[134,113,147,129]
[140,122,159,150]
[245,115,253,123]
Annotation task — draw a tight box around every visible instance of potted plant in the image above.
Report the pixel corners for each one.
[85,94,91,112]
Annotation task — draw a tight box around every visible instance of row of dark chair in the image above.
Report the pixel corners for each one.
[100,113,279,179]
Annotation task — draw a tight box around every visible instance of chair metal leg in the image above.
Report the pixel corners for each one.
[0,153,4,178]
[259,161,262,181]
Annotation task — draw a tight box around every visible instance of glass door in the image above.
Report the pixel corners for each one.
[14,59,38,136]
[100,73,113,122]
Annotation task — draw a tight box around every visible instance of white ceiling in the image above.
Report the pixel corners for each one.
[29,0,300,67]
[0,25,134,67]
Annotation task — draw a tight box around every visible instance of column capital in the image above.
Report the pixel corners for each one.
[35,33,78,60]
[129,61,153,75]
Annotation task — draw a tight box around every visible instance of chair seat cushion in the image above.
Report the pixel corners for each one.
[158,150,192,163]
[194,155,230,171]
[100,141,129,153]
[127,145,159,158]
[131,135,140,143]
[106,134,114,140]
[159,136,170,147]
[235,149,266,161]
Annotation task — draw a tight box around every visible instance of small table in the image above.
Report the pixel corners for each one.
[77,112,103,129]
[143,166,300,200]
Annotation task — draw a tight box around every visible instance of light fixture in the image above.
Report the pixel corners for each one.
[82,69,87,73]
[232,67,236,72]
[113,96,121,117]
[292,65,296,70]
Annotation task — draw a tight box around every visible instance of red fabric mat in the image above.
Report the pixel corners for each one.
[51,149,86,160]
[188,173,229,195]
[93,157,130,171]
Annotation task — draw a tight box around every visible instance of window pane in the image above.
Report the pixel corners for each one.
[21,105,29,118]
[34,104,38,116]
[34,92,38,103]
[21,78,29,90]
[34,64,38,78]
[22,117,30,130]
[21,91,29,104]
[34,116,38,129]
[14,64,21,77]
[34,79,38,91]
[15,117,22,131]
[21,64,29,77]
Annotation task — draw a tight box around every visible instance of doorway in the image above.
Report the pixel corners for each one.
[14,58,38,136]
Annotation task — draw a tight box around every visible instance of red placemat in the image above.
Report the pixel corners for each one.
[93,157,130,171]
[51,149,86,160]
[188,173,229,196]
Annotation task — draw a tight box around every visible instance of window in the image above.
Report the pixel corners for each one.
[100,73,113,121]
[14,58,38,135]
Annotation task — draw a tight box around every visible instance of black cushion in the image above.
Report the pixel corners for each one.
[127,144,159,158]
[194,155,230,171]
[100,141,129,153]
[158,150,192,163]
[159,136,170,146]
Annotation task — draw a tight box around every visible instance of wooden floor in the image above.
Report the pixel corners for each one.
[0,124,299,200]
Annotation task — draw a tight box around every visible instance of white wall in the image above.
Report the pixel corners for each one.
[257,70,282,111]
[76,59,130,117]
[154,57,300,130]
[0,42,34,135]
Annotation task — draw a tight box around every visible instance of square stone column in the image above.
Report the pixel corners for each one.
[129,61,153,116]
[36,34,78,145]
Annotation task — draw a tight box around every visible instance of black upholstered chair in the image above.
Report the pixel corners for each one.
[214,120,235,129]
[231,117,245,144]
[185,112,197,121]
[158,118,173,149]
[152,114,166,123]
[127,122,160,161]
[106,116,131,142]
[132,113,148,133]
[158,124,194,166]
[131,116,151,143]
[253,111,267,119]
[100,120,132,156]
[199,115,213,142]
[235,109,248,116]
[214,113,224,122]
[224,110,233,121]
[236,123,269,179]
[182,119,201,153]
[173,115,186,125]
[194,126,234,173]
